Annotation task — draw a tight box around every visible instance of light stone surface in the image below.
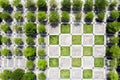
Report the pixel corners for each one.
[93,68,105,79]
[60,57,71,69]
[49,46,60,57]
[72,69,82,79]
[93,46,105,57]
[72,24,82,34]
[72,46,82,57]
[48,24,60,35]
[60,34,71,46]
[94,23,105,35]
[48,68,59,79]
[82,57,94,68]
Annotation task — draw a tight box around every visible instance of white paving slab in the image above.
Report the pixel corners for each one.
[60,57,71,69]
[48,68,59,79]
[93,46,105,57]
[72,69,82,79]
[60,34,71,46]
[72,46,82,57]
[49,45,60,57]
[82,57,94,68]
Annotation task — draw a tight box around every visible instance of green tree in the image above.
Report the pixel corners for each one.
[12,0,22,9]
[108,71,119,80]
[0,69,12,80]
[109,0,117,9]
[110,10,119,21]
[38,24,46,34]
[11,69,25,80]
[26,60,34,70]
[109,59,118,69]
[22,71,36,80]
[97,12,105,22]
[38,37,45,44]
[0,24,10,33]
[38,49,46,57]
[25,0,35,10]
[50,0,57,9]
[1,48,11,56]
[1,36,11,45]
[23,46,36,60]
[14,38,23,45]
[84,0,93,11]
[26,37,34,45]
[37,0,47,10]
[38,72,46,80]
[12,24,22,33]
[61,11,70,22]
[1,12,12,22]
[0,35,2,45]
[13,48,22,56]
[73,0,82,10]
[37,11,47,22]
[26,12,35,22]
[37,59,47,70]
[49,11,59,24]
[0,0,11,10]
[109,36,119,45]
[14,12,23,21]
[75,12,82,21]
[61,0,71,11]
[24,22,36,36]
[85,12,94,22]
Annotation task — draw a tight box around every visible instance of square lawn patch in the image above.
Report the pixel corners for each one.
[49,58,59,67]
[84,24,93,33]
[72,58,81,67]
[94,58,104,67]
[83,46,93,56]
[72,35,81,45]
[60,69,70,79]
[50,35,59,45]
[83,69,93,79]
[61,24,70,33]
[61,46,70,56]
[95,35,104,45]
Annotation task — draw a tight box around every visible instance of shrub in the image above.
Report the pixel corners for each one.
[1,48,10,56]
[0,35,2,45]
[1,12,12,22]
[14,12,23,21]
[37,11,47,22]
[37,0,47,10]
[61,0,71,11]
[73,0,82,10]
[26,12,35,22]
[38,37,45,44]
[38,49,46,57]
[12,24,22,33]
[84,0,93,11]
[14,38,23,45]
[24,22,36,36]
[49,11,59,24]
[13,48,22,56]
[38,72,46,80]
[85,12,94,22]
[12,0,22,9]
[23,46,36,60]
[61,11,70,22]
[25,0,35,10]
[75,12,82,21]
[26,60,34,70]
[108,71,119,80]
[0,24,10,33]
[109,59,118,69]
[38,24,46,34]
[26,37,34,45]
[107,22,119,34]
[50,0,57,9]
[22,71,36,80]
[0,0,11,10]
[1,36,11,45]
[110,10,119,21]
[11,69,25,80]
[109,1,117,8]
[97,12,105,22]
[109,36,119,45]
[37,59,47,70]
[0,69,12,80]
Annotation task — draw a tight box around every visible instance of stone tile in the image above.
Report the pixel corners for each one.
[82,34,94,46]
[60,34,71,46]
[48,68,59,79]
[93,46,105,57]
[72,69,82,79]
[82,57,94,68]
[47,24,60,34]
[72,24,82,34]
[60,58,71,69]
[49,46,59,57]
[93,68,105,79]
[94,23,105,35]
[72,46,82,57]
[19,58,26,68]
[14,58,19,67]
[7,58,14,67]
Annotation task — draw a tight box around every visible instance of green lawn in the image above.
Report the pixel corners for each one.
[83,46,93,56]
[49,58,59,67]
[83,69,92,79]
[95,35,104,45]
[49,35,59,45]
[94,58,104,67]
[72,58,81,67]
[61,24,70,33]
[60,69,70,79]
[72,35,81,45]
[84,24,93,33]
[60,46,70,56]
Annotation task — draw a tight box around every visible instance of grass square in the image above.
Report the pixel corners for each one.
[94,58,104,67]
[49,35,59,45]
[72,58,81,67]
[61,24,70,33]
[60,69,70,79]
[83,47,93,56]
[49,58,59,67]
[61,46,70,56]
[72,35,81,45]
[84,24,93,33]
[83,69,92,79]
[95,35,104,45]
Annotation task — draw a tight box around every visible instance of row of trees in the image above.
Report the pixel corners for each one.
[0,69,46,80]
